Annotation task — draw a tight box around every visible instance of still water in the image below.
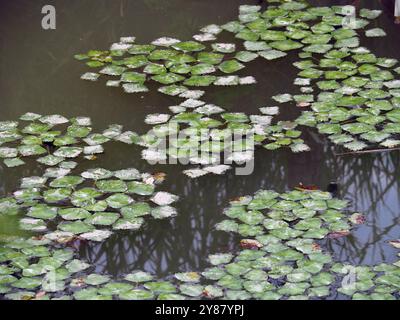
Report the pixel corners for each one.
[0,0,399,287]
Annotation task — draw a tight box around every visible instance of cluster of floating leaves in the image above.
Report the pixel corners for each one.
[6,166,177,239]
[0,109,307,178]
[1,0,400,300]
[74,4,319,176]
[139,93,309,178]
[75,8,261,92]
[0,112,144,168]
[1,188,399,300]
[0,115,184,299]
[290,46,400,151]
[211,189,399,300]
[215,2,400,152]
[0,165,182,299]
[75,0,400,167]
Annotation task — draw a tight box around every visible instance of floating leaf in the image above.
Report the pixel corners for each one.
[113,217,144,230]
[80,230,113,242]
[259,50,287,60]
[125,271,154,283]
[53,147,82,158]
[66,259,91,273]
[218,60,245,73]
[85,212,120,226]
[151,206,177,219]
[180,284,204,297]
[211,43,236,53]
[84,274,110,286]
[95,180,127,193]
[174,272,200,283]
[2,155,24,167]
[58,221,95,234]
[365,28,386,37]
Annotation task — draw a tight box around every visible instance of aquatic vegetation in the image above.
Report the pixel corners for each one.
[1,164,178,241]
[0,108,309,178]
[0,155,181,299]
[76,38,254,92]
[138,96,309,176]
[1,187,399,300]
[1,0,400,301]
[290,44,400,152]
[75,0,400,159]
[0,113,138,167]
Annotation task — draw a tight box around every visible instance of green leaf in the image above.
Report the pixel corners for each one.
[84,274,110,285]
[119,289,154,300]
[125,271,154,283]
[127,181,155,195]
[85,212,120,226]
[174,272,200,283]
[172,41,205,52]
[58,221,95,234]
[151,206,177,219]
[95,179,128,193]
[151,73,185,85]
[180,284,204,297]
[365,28,386,37]
[113,217,144,230]
[144,281,176,293]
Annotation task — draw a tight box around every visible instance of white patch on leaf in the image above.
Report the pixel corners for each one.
[150,192,179,206]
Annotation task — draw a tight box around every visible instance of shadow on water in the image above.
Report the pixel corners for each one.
[0,0,399,278]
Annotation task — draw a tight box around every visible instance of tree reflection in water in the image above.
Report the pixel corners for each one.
[0,0,399,279]
[77,138,400,277]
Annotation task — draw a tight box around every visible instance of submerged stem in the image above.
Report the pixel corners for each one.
[335,148,400,156]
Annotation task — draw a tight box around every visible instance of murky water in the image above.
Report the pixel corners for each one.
[0,0,399,283]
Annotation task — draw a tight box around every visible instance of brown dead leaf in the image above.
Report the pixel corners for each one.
[152,172,166,184]
[328,230,350,239]
[295,182,318,191]
[71,277,86,287]
[230,196,248,204]
[56,235,78,244]
[240,239,262,249]
[349,213,366,225]
[202,289,211,298]
[312,243,321,252]
[296,102,311,108]
[35,291,47,299]
[32,235,45,241]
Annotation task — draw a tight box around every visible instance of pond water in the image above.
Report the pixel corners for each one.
[0,0,400,299]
